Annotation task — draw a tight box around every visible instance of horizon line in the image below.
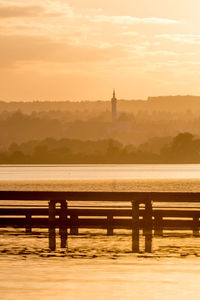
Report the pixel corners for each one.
[0,94,199,103]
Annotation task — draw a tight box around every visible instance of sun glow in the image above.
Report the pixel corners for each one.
[0,0,200,100]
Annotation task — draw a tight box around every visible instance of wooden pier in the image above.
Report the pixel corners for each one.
[1,191,200,253]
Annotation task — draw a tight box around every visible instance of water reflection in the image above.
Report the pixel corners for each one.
[0,164,200,180]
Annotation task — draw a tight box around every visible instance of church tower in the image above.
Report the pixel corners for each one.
[111,89,117,122]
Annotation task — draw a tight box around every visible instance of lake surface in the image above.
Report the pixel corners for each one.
[0,164,200,192]
[1,164,200,300]
[1,256,200,300]
[1,164,200,180]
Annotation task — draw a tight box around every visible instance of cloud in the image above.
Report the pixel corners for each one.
[0,5,46,18]
[157,34,200,44]
[121,31,139,37]
[90,15,179,25]
[0,35,123,68]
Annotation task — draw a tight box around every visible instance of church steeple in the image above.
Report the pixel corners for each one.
[111,89,117,122]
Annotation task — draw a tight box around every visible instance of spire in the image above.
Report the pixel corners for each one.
[111,89,117,122]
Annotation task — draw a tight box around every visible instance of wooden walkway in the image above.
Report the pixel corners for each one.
[1,191,200,253]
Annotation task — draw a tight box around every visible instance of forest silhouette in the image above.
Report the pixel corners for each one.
[0,96,200,163]
[0,132,199,164]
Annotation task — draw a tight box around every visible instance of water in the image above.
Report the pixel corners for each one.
[1,257,200,300]
[0,164,200,192]
[1,164,200,180]
[1,164,200,299]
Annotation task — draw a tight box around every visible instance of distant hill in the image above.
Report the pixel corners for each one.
[119,95,200,114]
[147,95,200,112]
[0,95,199,114]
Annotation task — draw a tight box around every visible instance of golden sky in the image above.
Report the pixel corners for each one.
[1,0,200,101]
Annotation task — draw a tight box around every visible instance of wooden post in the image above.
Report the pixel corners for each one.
[193,216,199,237]
[49,200,56,251]
[60,200,68,248]
[70,214,79,235]
[132,200,140,253]
[144,200,153,253]
[154,214,163,236]
[107,214,114,236]
[25,212,32,234]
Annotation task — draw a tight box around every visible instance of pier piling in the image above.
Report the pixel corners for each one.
[193,216,199,237]
[25,212,32,234]
[49,200,56,251]
[154,214,163,236]
[107,214,114,236]
[2,191,200,254]
[60,200,68,248]
[70,213,79,235]
[132,200,140,253]
[144,200,153,253]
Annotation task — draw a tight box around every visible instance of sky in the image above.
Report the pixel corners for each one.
[1,0,200,101]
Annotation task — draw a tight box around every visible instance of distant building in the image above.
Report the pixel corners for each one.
[111,89,117,122]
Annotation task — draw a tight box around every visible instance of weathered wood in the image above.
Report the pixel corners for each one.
[2,209,200,230]
[144,201,153,253]
[49,200,56,251]
[193,216,199,237]
[0,191,200,202]
[1,209,200,231]
[59,200,68,248]
[153,210,200,217]
[2,207,200,217]
[132,200,140,253]
[2,191,200,254]
[25,212,32,233]
[107,214,114,236]
[70,213,79,235]
[2,208,200,218]
[161,219,200,227]
[154,215,163,236]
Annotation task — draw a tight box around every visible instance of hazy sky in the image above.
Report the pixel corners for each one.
[1,0,200,101]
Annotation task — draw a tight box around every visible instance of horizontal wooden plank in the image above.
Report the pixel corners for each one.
[0,217,199,228]
[1,208,200,217]
[0,208,133,216]
[153,210,200,217]
[0,208,132,216]
[0,191,200,202]
[0,191,140,201]
[161,219,200,228]
[0,218,142,229]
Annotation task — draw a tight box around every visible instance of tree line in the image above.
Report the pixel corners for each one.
[0,108,200,147]
[1,132,199,164]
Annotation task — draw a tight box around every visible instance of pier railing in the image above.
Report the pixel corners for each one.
[1,191,200,253]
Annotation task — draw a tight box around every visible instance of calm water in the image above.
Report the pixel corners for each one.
[1,164,200,300]
[0,164,200,192]
[1,164,200,180]
[1,257,200,300]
